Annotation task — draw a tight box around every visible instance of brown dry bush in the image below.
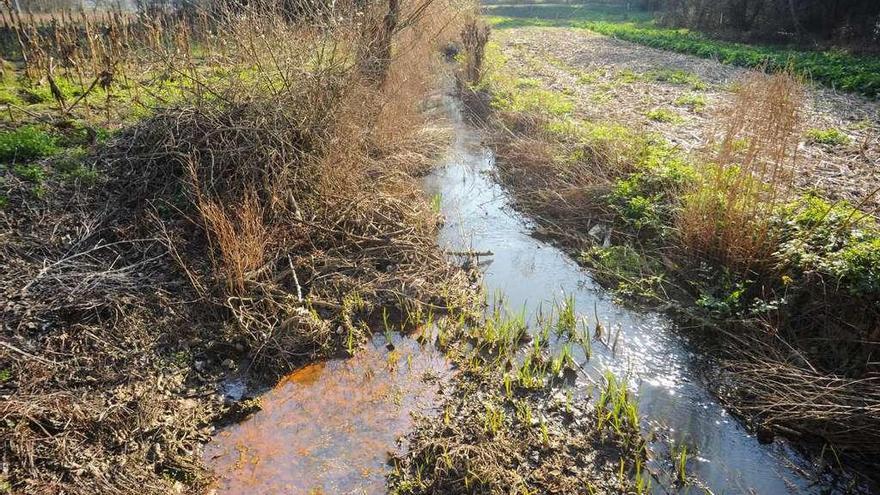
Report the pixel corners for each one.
[677,70,804,271]
[0,0,477,493]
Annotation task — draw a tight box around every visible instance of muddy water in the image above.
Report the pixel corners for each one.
[205,335,451,494]
[422,97,824,494]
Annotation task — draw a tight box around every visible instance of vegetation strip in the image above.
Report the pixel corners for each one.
[483,4,880,96]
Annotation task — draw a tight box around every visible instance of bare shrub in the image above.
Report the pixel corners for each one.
[460,15,490,84]
[195,187,269,295]
[677,70,804,271]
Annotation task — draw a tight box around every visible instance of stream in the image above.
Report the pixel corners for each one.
[205,96,830,494]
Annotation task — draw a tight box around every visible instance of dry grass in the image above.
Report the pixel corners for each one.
[678,71,804,271]
[195,187,269,295]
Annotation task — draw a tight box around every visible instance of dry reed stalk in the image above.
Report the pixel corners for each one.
[195,186,269,296]
[678,70,804,271]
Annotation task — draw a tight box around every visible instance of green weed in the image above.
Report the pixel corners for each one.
[0,126,58,162]
[430,192,442,213]
[483,402,506,436]
[775,195,880,298]
[673,93,707,111]
[805,127,851,146]
[673,442,689,485]
[12,163,45,183]
[645,108,683,123]
[648,69,707,90]
[614,69,643,84]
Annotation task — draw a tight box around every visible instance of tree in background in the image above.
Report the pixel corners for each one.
[652,0,880,47]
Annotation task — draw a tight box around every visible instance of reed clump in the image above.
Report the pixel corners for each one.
[678,71,804,271]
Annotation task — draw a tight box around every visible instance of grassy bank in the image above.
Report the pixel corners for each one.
[0,2,476,493]
[389,298,653,494]
[484,4,880,96]
[467,36,880,487]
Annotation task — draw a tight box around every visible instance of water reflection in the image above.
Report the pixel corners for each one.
[205,335,451,494]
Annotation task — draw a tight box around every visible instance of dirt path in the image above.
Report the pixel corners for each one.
[494,26,880,207]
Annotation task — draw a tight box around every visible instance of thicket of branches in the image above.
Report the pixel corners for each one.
[641,0,880,45]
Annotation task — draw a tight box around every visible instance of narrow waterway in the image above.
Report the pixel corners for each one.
[421,96,822,494]
[206,95,829,494]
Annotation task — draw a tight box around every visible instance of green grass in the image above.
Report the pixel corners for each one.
[484,4,880,96]
[673,93,707,112]
[479,42,574,117]
[805,127,851,146]
[12,163,45,183]
[645,108,683,123]
[647,69,707,90]
[0,126,58,162]
[485,4,651,29]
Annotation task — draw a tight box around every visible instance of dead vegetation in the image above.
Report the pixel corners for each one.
[679,71,804,270]
[389,301,650,495]
[0,0,478,493]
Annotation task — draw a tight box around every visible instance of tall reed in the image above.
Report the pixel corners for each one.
[677,70,804,271]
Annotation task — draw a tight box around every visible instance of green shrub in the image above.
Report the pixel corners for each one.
[0,126,58,162]
[775,195,880,298]
[608,141,695,235]
[696,279,747,317]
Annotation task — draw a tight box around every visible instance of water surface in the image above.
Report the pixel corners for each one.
[205,334,451,494]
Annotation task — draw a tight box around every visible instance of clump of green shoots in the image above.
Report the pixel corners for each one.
[673,93,707,112]
[645,107,683,124]
[383,307,395,349]
[805,127,850,147]
[555,294,577,337]
[473,292,528,356]
[549,343,574,377]
[483,401,506,436]
[672,442,690,486]
[595,371,642,449]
